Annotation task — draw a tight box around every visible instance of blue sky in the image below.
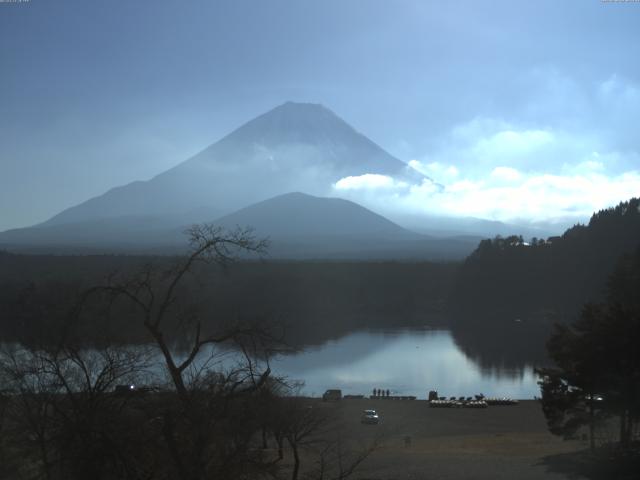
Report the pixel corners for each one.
[1,0,640,230]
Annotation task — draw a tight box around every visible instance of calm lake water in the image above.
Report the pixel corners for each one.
[271,328,540,400]
[3,329,540,400]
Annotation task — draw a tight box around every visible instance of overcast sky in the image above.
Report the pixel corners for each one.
[1,0,639,230]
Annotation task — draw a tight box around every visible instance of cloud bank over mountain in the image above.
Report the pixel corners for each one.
[333,73,640,226]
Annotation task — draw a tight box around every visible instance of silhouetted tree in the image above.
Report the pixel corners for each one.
[282,399,328,480]
[0,339,152,479]
[75,224,287,480]
[538,247,640,450]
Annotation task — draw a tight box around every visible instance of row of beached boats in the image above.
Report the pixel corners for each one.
[325,389,519,405]
[429,396,519,408]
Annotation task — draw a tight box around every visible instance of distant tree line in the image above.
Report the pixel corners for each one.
[0,252,456,350]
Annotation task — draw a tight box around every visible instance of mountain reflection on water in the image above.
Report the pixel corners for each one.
[271,328,541,399]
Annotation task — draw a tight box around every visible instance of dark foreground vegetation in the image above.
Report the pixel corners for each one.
[536,245,640,476]
[0,225,379,480]
[0,347,378,480]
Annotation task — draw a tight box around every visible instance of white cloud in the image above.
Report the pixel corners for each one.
[409,160,459,179]
[423,71,640,177]
[332,168,640,224]
[474,129,554,162]
[409,178,442,195]
[451,171,640,221]
[490,166,522,182]
[445,179,482,194]
[334,173,407,191]
[423,116,581,177]
[446,165,459,177]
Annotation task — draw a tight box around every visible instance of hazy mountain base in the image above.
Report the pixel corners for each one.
[0,192,482,260]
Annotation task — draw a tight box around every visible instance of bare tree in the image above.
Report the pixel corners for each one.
[76,225,271,398]
[71,224,288,480]
[0,341,153,480]
[282,399,328,480]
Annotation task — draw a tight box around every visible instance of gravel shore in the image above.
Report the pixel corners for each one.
[315,399,587,479]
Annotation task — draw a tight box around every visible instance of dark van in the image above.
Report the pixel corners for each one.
[322,389,342,401]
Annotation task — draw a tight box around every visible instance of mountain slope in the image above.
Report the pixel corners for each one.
[212,192,478,260]
[214,192,415,239]
[43,102,425,227]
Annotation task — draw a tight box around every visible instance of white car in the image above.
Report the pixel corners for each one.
[361,409,380,424]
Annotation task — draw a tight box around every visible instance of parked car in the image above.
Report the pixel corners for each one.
[585,394,604,402]
[322,389,342,401]
[361,409,379,424]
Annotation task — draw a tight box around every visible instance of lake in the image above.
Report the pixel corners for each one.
[2,328,540,400]
[271,328,540,399]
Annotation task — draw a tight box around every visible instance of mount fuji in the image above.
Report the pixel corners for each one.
[0,102,485,258]
[42,102,427,227]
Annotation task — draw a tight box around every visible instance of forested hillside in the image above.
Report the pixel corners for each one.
[448,197,640,367]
